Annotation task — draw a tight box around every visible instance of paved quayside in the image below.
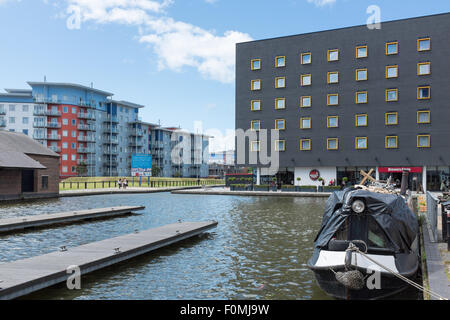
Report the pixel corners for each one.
[0,206,145,234]
[0,220,218,300]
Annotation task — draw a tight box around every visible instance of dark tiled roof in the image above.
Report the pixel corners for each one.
[0,130,59,161]
[0,151,46,169]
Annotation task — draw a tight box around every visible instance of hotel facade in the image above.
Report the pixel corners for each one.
[235,13,450,191]
[0,82,209,178]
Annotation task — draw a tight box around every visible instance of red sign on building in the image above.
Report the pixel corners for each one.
[309,169,320,181]
[378,167,423,173]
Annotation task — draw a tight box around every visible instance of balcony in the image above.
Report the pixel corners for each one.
[103,160,119,167]
[78,112,96,120]
[33,122,48,128]
[103,148,118,154]
[129,140,144,147]
[47,122,61,129]
[77,135,96,143]
[79,100,97,108]
[103,115,119,123]
[103,126,119,134]
[103,137,119,144]
[33,133,47,140]
[77,158,96,166]
[0,108,6,115]
[129,129,144,137]
[47,134,61,141]
[77,147,95,154]
[0,118,6,127]
[78,124,96,131]
[49,146,61,153]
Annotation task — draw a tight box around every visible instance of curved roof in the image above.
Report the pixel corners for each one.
[27,82,113,97]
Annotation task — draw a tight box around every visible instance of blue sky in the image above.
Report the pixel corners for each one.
[0,0,449,150]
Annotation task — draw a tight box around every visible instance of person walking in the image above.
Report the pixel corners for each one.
[118,178,122,189]
[123,178,128,190]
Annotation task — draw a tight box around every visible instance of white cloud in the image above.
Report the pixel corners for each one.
[62,0,252,83]
[307,0,336,7]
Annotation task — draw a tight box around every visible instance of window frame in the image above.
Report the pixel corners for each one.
[385,136,398,149]
[275,76,286,89]
[250,140,260,152]
[275,98,286,110]
[251,100,261,111]
[327,93,339,106]
[327,71,339,84]
[275,119,286,130]
[301,52,312,65]
[386,41,399,55]
[300,96,311,108]
[300,139,311,151]
[328,49,339,62]
[356,68,368,81]
[275,139,286,152]
[417,135,431,148]
[417,86,431,100]
[355,137,368,150]
[417,62,431,76]
[250,59,261,70]
[275,56,286,68]
[301,74,312,86]
[386,65,399,79]
[356,45,368,59]
[385,112,398,126]
[417,110,431,124]
[355,114,368,127]
[250,120,261,131]
[300,117,312,129]
[356,91,368,104]
[327,116,339,128]
[251,79,261,91]
[386,88,399,102]
[417,37,431,52]
[327,138,339,150]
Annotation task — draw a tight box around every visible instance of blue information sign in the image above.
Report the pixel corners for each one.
[131,154,152,177]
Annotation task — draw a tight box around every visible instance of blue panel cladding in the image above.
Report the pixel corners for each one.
[0,96,33,103]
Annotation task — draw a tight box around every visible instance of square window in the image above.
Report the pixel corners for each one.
[251,141,260,152]
[356,91,368,104]
[327,116,339,128]
[251,79,261,91]
[62,130,68,137]
[355,137,368,149]
[386,65,398,78]
[417,111,430,124]
[385,112,398,125]
[301,74,312,86]
[386,89,398,102]
[300,117,311,129]
[62,142,68,149]
[327,94,339,106]
[275,119,285,130]
[63,106,68,113]
[328,49,339,62]
[417,86,430,99]
[418,62,431,76]
[300,96,311,108]
[418,38,431,52]
[62,166,68,173]
[355,114,368,127]
[356,69,368,81]
[62,118,69,125]
[417,135,430,148]
[275,98,285,110]
[275,77,286,88]
[62,154,68,161]
[251,120,261,131]
[300,139,311,151]
[251,59,261,70]
[275,56,286,67]
[386,42,398,55]
[386,136,398,149]
[356,46,368,58]
[328,72,339,84]
[275,140,286,152]
[251,100,261,111]
[327,138,339,150]
[301,52,311,65]
[72,107,77,114]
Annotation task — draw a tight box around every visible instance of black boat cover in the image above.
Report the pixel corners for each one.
[313,188,419,253]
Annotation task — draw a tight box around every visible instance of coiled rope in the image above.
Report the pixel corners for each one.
[346,243,448,300]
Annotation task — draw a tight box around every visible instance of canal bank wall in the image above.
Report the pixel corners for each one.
[171,187,331,198]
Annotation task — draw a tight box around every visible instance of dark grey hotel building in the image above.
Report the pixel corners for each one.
[235,13,450,191]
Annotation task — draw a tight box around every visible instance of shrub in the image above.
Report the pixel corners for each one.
[300,185,317,189]
[282,185,295,189]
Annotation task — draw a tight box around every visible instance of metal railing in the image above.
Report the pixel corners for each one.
[426,191,439,242]
[78,113,95,120]
[47,134,61,141]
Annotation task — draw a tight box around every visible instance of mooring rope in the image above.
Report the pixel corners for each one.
[346,243,448,300]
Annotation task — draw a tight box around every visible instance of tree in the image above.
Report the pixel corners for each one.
[152,166,161,177]
[76,162,88,177]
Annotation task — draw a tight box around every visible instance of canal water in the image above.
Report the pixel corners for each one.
[0,193,420,300]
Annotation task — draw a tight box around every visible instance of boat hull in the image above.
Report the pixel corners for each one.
[311,266,418,300]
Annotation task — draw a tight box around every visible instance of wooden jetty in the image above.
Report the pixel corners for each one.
[0,220,218,300]
[0,206,145,234]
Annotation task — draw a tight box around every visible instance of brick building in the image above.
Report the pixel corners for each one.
[0,131,60,201]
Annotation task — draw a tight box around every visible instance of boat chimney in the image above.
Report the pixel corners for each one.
[400,169,409,196]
